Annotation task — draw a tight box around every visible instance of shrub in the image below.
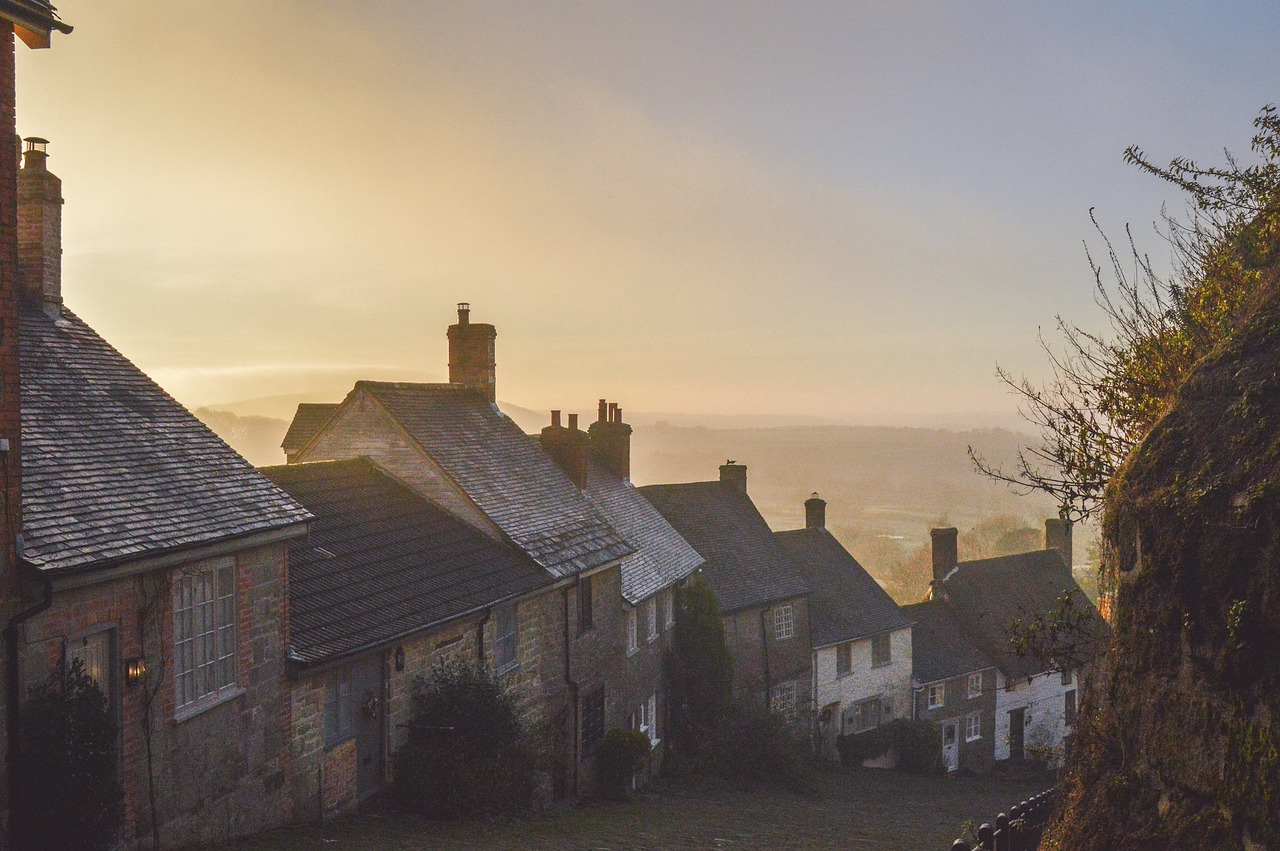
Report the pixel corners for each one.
[666,575,734,758]
[596,728,652,799]
[391,660,546,818]
[706,706,814,792]
[13,659,121,851]
[837,719,945,774]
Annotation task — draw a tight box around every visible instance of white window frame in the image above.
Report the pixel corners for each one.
[632,692,660,748]
[770,680,798,718]
[173,558,239,716]
[967,671,983,699]
[836,641,852,678]
[773,604,795,641]
[965,711,981,741]
[871,632,891,667]
[495,603,518,673]
[646,597,659,642]
[927,683,945,710]
[626,606,638,655]
[662,589,675,630]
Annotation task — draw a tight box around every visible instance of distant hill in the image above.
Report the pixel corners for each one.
[194,408,289,467]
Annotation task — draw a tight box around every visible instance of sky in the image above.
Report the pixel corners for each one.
[13,1,1280,424]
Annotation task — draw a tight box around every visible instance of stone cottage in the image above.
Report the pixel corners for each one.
[260,458,553,817]
[775,495,912,762]
[10,137,313,846]
[641,465,813,722]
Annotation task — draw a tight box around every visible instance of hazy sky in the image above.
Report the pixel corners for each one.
[14,2,1280,422]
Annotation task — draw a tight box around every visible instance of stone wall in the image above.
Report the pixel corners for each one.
[721,595,813,718]
[913,667,997,773]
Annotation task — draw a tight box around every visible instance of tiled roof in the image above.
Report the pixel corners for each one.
[281,403,339,455]
[262,459,552,665]
[639,481,809,613]
[19,308,311,574]
[938,549,1107,679]
[0,0,72,35]
[774,527,909,647]
[358,382,633,578]
[902,599,996,684]
[583,459,703,604]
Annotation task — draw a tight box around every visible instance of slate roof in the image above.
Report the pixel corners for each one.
[902,599,996,684]
[353,382,633,578]
[262,459,552,665]
[0,0,72,36]
[19,308,311,574]
[640,481,809,613]
[938,549,1107,679]
[281,403,339,455]
[583,458,703,604]
[774,527,909,648]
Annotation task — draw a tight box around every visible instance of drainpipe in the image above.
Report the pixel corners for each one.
[5,540,52,837]
[563,582,580,797]
[759,608,772,714]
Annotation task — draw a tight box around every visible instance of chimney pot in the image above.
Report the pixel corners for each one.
[805,492,826,529]
[930,527,958,588]
[457,302,470,324]
[550,410,561,428]
[588,398,632,479]
[597,399,608,423]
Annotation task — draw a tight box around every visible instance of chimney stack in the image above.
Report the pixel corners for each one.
[930,527,958,587]
[17,136,62,317]
[1046,517,1073,569]
[447,302,497,403]
[719,461,747,494]
[588,397,632,480]
[541,410,588,488]
[805,493,826,530]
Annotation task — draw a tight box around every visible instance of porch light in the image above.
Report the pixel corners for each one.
[125,657,148,687]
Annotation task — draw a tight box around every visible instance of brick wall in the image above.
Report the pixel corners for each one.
[22,543,295,848]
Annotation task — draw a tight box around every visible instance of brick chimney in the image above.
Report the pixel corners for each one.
[446,302,496,403]
[1046,517,1073,569]
[17,136,61,316]
[805,492,826,529]
[540,410,588,488]
[719,461,747,494]
[930,527,958,587]
[588,398,632,480]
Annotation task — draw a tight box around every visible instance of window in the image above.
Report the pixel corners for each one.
[770,681,798,718]
[174,559,237,711]
[1060,668,1074,686]
[662,589,674,629]
[626,606,638,654]
[965,711,982,742]
[1064,689,1077,726]
[632,692,659,747]
[495,604,518,673]
[773,604,795,641]
[927,683,945,710]
[851,696,883,733]
[582,687,605,752]
[324,668,353,747]
[871,632,891,667]
[646,597,658,642]
[836,641,852,678]
[577,575,594,634]
[967,671,983,699]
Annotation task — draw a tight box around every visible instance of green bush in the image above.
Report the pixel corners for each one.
[666,575,734,758]
[706,706,814,792]
[391,660,547,818]
[837,719,945,774]
[13,659,121,851]
[596,728,652,799]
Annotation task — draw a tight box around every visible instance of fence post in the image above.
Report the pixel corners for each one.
[1009,804,1023,851]
[951,841,971,851]
[977,823,994,850]
[994,813,1009,851]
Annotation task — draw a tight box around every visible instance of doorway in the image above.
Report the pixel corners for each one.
[352,655,385,800]
[941,721,959,772]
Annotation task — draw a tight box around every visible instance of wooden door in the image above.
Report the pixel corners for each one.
[352,655,384,800]
[1008,707,1026,760]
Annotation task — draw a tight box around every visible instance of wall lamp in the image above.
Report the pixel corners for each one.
[124,657,148,687]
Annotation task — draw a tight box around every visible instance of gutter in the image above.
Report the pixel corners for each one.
[5,540,52,835]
